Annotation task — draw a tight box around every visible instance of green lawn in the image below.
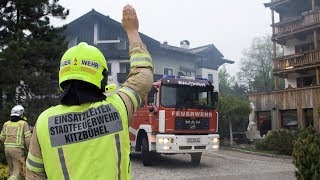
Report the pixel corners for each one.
[236,146,279,155]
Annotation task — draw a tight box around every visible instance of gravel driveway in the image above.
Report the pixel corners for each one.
[131,149,296,180]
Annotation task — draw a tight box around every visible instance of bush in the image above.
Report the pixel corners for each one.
[262,129,297,155]
[293,126,320,180]
[0,144,6,165]
[255,139,266,150]
[0,163,9,180]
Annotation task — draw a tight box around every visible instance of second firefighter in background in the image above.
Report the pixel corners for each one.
[0,105,31,180]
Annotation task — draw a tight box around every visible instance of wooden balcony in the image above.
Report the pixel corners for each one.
[274,49,320,72]
[248,86,320,111]
[249,86,320,131]
[264,0,289,8]
[273,11,320,37]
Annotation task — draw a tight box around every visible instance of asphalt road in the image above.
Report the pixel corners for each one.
[131,149,296,180]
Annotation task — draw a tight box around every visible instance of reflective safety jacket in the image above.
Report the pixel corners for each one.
[31,94,131,180]
[0,120,32,148]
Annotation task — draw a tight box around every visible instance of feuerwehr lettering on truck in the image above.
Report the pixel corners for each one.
[48,104,123,147]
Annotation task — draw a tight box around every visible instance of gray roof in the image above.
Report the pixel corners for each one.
[65,9,232,69]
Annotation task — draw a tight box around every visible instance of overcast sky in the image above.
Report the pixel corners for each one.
[53,0,273,75]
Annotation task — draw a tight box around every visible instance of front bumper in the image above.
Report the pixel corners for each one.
[155,134,219,153]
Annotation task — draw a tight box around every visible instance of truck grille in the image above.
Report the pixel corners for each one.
[175,118,209,130]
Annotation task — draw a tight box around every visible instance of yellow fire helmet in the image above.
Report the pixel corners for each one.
[59,42,108,90]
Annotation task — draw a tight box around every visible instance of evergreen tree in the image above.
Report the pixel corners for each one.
[0,0,69,124]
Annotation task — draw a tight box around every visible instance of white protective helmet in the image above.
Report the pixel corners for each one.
[10,105,24,117]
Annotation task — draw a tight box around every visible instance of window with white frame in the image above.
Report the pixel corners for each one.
[117,41,129,50]
[164,68,173,75]
[107,63,112,75]
[185,71,191,77]
[208,73,213,83]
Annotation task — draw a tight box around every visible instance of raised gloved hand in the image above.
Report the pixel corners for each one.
[121,4,139,33]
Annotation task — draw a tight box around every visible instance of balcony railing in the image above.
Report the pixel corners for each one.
[248,86,320,111]
[274,49,320,71]
[274,11,320,36]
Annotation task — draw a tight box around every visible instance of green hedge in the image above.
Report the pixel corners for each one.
[293,126,320,180]
[0,164,9,180]
[254,139,266,150]
[0,144,6,165]
[255,129,297,155]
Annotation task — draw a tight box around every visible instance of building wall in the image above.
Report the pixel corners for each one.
[107,59,126,85]
[66,16,221,91]
[285,73,298,88]
[284,35,314,56]
[152,54,196,76]
[107,55,220,89]
[248,87,320,131]
[197,68,219,92]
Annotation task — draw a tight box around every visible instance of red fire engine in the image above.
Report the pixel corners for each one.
[129,75,219,166]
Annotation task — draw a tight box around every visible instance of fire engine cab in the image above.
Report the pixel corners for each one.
[129,75,219,166]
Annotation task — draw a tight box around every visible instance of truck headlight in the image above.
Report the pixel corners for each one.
[158,138,174,144]
[212,145,219,149]
[210,137,219,143]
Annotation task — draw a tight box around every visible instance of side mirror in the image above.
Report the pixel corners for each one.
[149,107,155,113]
[148,97,155,104]
[147,86,157,105]
[213,91,219,102]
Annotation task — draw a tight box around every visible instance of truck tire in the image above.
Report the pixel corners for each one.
[190,152,202,166]
[141,136,153,166]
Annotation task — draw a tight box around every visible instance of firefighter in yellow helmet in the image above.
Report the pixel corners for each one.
[0,105,32,180]
[26,5,153,180]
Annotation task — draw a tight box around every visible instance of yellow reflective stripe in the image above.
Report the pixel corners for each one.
[119,87,141,110]
[131,56,152,62]
[7,122,18,127]
[16,127,22,145]
[8,176,17,180]
[130,53,153,68]
[16,127,20,144]
[130,60,153,68]
[4,143,24,148]
[131,53,151,59]
[19,127,22,144]
[26,160,44,173]
[24,131,31,137]
[27,150,45,173]
[28,152,43,164]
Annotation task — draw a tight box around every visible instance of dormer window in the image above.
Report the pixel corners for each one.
[117,41,129,50]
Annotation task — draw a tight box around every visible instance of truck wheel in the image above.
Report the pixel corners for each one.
[141,136,153,166]
[190,152,202,166]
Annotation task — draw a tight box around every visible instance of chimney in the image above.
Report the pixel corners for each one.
[180,40,190,49]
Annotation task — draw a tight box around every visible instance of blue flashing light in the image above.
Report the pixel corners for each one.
[196,77,208,80]
[162,75,178,79]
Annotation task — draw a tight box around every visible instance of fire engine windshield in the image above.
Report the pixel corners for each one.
[160,85,213,109]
